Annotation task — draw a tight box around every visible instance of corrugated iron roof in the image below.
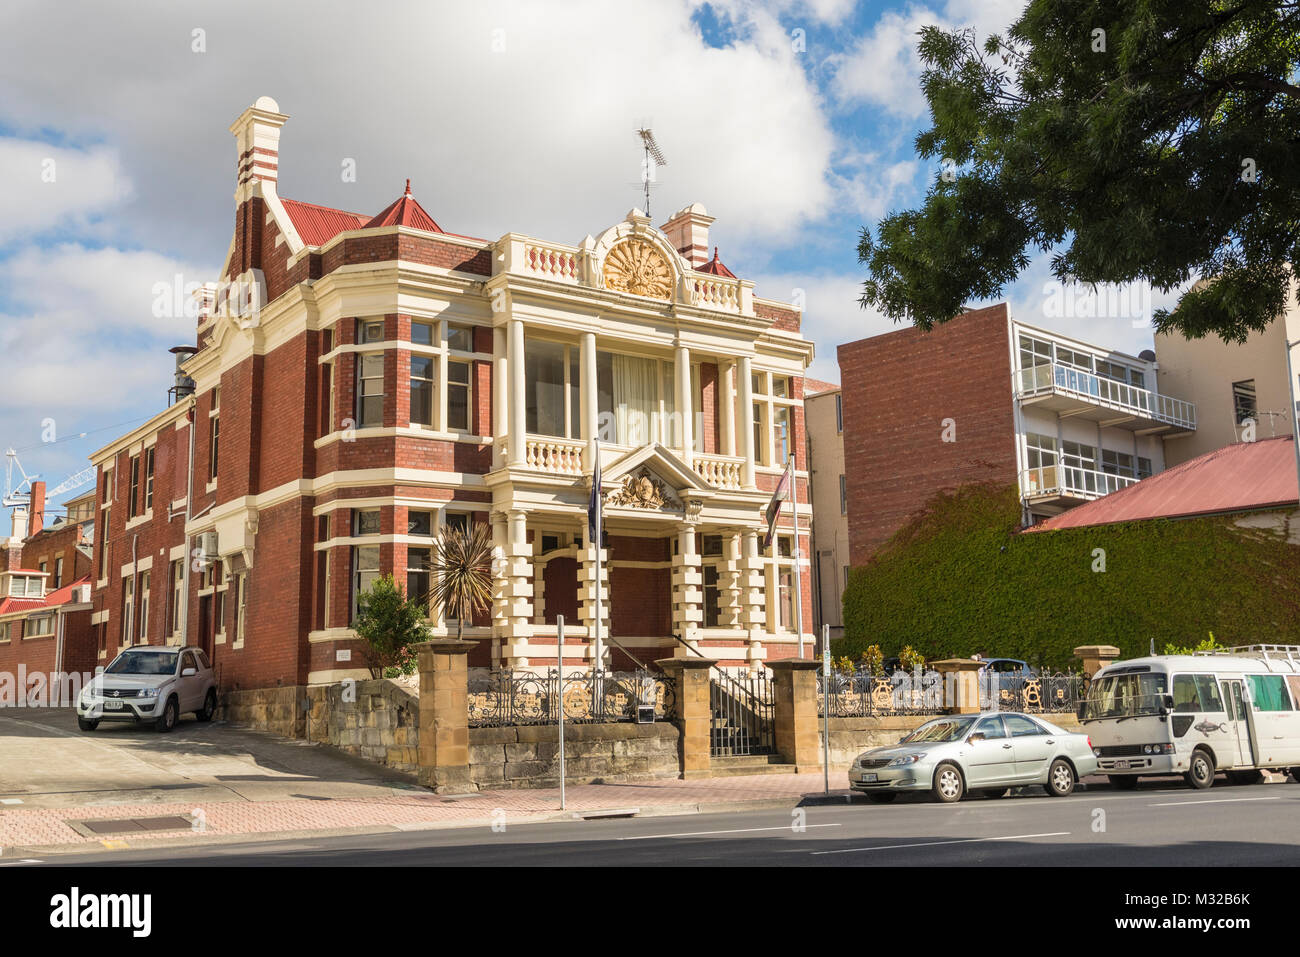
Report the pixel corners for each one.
[280,198,369,246]
[364,180,443,232]
[1027,436,1299,532]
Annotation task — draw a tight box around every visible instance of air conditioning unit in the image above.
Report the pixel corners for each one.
[200,531,219,561]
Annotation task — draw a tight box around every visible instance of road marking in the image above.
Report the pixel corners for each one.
[810,831,1070,856]
[0,798,23,805]
[100,839,129,850]
[1148,796,1284,807]
[0,860,43,866]
[619,823,842,841]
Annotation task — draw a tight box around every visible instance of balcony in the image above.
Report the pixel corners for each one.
[1014,363,1196,435]
[1020,463,1140,510]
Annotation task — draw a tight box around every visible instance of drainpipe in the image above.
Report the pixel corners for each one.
[180,399,197,645]
[131,533,139,645]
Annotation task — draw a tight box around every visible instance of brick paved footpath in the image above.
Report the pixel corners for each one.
[0,771,854,854]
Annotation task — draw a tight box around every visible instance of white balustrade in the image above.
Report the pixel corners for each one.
[524,437,585,475]
[694,453,745,490]
[522,242,580,283]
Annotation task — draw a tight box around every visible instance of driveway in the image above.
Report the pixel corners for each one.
[0,707,416,810]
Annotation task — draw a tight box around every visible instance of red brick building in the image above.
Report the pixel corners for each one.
[0,483,96,695]
[837,303,1198,567]
[88,96,816,690]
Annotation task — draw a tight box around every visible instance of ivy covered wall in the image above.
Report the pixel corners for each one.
[839,483,1300,669]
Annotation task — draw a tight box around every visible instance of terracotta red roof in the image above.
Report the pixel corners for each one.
[695,246,736,278]
[1027,436,1299,532]
[280,198,369,246]
[364,180,443,232]
[0,597,44,617]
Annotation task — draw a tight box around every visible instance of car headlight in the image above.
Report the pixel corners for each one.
[886,753,923,767]
[138,688,159,699]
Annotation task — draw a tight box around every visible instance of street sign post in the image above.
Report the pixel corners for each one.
[557,614,566,811]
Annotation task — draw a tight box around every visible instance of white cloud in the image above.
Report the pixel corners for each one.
[830,0,1027,119]
[0,0,838,253]
[0,138,131,244]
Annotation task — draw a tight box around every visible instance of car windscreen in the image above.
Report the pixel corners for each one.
[1083,672,1168,719]
[105,651,178,676]
[900,716,977,743]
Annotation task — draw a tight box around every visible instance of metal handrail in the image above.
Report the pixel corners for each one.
[1015,362,1196,430]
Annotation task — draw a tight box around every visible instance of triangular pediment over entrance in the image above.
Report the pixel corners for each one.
[599,444,710,515]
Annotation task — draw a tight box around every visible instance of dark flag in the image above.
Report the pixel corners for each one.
[763,458,792,549]
[587,442,602,546]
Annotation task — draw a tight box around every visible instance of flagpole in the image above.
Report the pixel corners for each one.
[789,454,806,660]
[593,438,603,674]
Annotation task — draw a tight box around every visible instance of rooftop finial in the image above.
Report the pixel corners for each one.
[713,245,719,260]
[405,178,411,195]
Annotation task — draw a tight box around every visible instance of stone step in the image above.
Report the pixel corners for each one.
[707,761,798,777]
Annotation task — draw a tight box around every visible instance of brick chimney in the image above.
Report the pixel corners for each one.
[227,96,288,279]
[660,202,715,269]
[28,481,45,538]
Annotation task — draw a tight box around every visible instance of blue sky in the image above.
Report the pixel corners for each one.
[0,0,1175,535]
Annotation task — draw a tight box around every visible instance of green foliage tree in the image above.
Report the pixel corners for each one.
[1162,632,1225,656]
[427,522,495,641]
[839,483,1300,667]
[352,574,428,679]
[858,0,1300,342]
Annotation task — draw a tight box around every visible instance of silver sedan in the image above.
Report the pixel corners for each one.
[849,712,1098,803]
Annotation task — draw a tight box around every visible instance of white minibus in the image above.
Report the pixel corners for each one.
[1080,645,1300,789]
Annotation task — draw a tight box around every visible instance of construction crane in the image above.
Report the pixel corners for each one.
[3,449,96,511]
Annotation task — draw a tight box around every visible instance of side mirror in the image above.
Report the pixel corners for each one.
[1162,694,1175,712]
[1077,702,1087,720]
[181,667,197,677]
[967,732,986,744]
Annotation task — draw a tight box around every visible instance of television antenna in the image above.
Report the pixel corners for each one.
[636,127,667,218]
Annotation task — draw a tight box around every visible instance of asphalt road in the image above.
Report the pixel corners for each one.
[27,778,1300,866]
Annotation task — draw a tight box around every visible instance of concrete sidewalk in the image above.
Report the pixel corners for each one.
[0,771,854,856]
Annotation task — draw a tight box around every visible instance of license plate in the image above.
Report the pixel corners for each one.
[1113,760,1128,769]
[860,773,877,782]
[104,699,123,710]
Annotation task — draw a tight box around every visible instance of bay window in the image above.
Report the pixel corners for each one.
[351,545,381,622]
[596,351,678,447]
[525,339,580,438]
[447,360,471,431]
[410,355,434,426]
[357,354,385,428]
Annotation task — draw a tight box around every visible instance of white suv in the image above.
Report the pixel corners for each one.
[77,646,217,733]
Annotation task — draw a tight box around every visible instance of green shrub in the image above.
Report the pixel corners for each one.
[839,483,1300,669]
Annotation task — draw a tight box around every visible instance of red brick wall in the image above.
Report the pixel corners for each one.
[699,362,718,454]
[755,300,800,333]
[836,303,1015,566]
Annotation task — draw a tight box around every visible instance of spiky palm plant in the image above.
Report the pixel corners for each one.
[427,522,495,640]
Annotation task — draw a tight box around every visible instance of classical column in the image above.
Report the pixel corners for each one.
[489,511,509,667]
[675,343,693,463]
[577,522,610,669]
[438,318,450,434]
[671,523,704,645]
[507,318,526,467]
[492,326,507,469]
[737,354,755,487]
[498,509,533,666]
[719,360,737,457]
[580,331,598,470]
[717,528,743,628]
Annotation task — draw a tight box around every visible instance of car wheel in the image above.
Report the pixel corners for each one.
[1108,775,1139,790]
[932,762,964,803]
[196,689,217,722]
[866,793,897,804]
[1185,748,1215,789]
[155,696,178,733]
[1225,769,1261,786]
[77,717,99,732]
[1045,759,1075,797]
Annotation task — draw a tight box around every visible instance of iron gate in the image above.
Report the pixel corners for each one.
[709,668,775,756]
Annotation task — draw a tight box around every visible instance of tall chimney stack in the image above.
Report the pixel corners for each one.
[229,96,287,206]
[28,481,45,538]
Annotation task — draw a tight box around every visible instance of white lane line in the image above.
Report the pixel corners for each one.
[1148,796,1284,807]
[618,823,842,841]
[0,860,43,866]
[811,831,1070,856]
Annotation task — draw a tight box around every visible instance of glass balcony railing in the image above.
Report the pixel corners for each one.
[1015,363,1196,431]
[1020,464,1140,502]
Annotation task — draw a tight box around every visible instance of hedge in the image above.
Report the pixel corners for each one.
[838,482,1300,669]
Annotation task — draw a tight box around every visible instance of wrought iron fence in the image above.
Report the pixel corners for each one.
[817,669,946,717]
[467,668,675,727]
[980,672,1088,714]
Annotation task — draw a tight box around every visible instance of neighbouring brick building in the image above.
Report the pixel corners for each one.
[802,379,848,639]
[837,303,1199,566]
[0,483,96,691]
[88,96,816,690]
